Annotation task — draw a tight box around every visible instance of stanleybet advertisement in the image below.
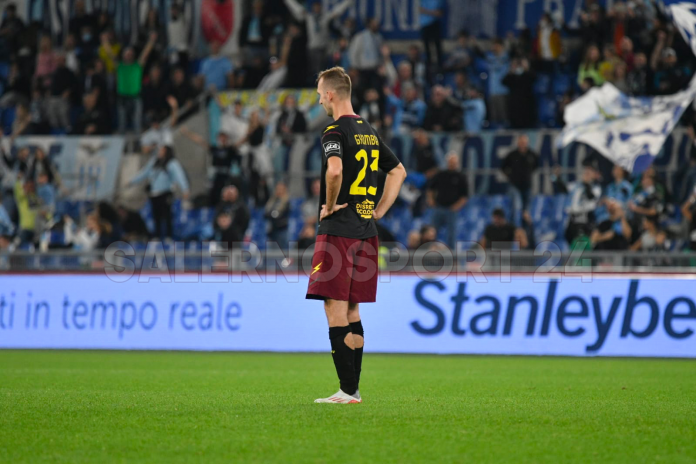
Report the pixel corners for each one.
[0,275,694,357]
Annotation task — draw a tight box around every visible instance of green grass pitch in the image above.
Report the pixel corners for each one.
[1,351,695,463]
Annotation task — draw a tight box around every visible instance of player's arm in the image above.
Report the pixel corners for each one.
[320,131,348,221]
[374,139,406,220]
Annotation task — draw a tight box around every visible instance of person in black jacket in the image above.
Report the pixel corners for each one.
[276,94,307,146]
[502,134,538,217]
[502,58,537,129]
[239,0,273,61]
[73,91,109,135]
[423,85,462,132]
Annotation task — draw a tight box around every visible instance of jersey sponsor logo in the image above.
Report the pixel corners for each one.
[324,125,339,133]
[356,199,375,219]
[323,141,341,156]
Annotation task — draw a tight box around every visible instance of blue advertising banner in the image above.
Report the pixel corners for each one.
[13,136,125,201]
[0,274,694,357]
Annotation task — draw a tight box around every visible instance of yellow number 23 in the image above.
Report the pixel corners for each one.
[349,149,379,196]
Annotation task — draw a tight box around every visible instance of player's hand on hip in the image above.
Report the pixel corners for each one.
[320,203,348,221]
[372,208,384,220]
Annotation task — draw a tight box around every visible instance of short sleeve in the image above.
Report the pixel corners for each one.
[377,134,400,172]
[321,130,343,159]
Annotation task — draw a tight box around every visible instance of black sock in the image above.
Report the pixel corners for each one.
[328,325,357,396]
[350,320,364,388]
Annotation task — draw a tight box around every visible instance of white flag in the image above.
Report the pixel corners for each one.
[558,76,696,173]
[664,1,696,57]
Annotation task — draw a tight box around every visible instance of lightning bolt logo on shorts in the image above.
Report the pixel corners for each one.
[311,263,322,275]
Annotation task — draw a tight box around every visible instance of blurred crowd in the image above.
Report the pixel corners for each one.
[1,0,696,257]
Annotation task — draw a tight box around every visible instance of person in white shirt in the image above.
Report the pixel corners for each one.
[348,18,383,89]
[284,0,353,78]
[167,3,189,69]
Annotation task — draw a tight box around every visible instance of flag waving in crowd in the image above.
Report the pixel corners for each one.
[559,0,696,174]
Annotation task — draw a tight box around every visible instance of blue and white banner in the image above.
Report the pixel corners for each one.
[0,274,694,357]
[664,0,696,57]
[13,136,125,201]
[558,78,696,174]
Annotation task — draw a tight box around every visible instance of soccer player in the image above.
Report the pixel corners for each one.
[307,67,407,404]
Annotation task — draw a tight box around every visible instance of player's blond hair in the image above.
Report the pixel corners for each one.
[316,67,352,99]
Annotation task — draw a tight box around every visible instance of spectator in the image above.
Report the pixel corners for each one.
[565,166,601,245]
[46,54,77,132]
[577,45,604,87]
[276,94,307,145]
[14,177,38,246]
[599,44,621,83]
[117,205,150,242]
[485,38,510,127]
[579,4,607,46]
[63,213,111,251]
[140,96,179,154]
[72,91,109,135]
[392,61,415,98]
[444,30,475,73]
[138,9,165,66]
[28,148,59,187]
[237,109,271,205]
[349,18,383,90]
[63,33,80,74]
[239,0,272,61]
[81,60,108,112]
[283,21,309,88]
[611,61,630,93]
[502,134,538,216]
[128,145,190,240]
[213,211,245,251]
[167,3,189,69]
[534,13,562,74]
[406,229,421,250]
[78,25,99,67]
[419,0,444,73]
[69,0,95,37]
[480,207,528,250]
[628,170,665,221]
[627,52,651,95]
[591,199,632,250]
[681,186,696,251]
[11,102,36,137]
[605,164,633,206]
[423,85,461,132]
[0,62,31,108]
[114,34,157,133]
[0,3,25,56]
[0,192,14,237]
[168,66,195,111]
[412,129,439,183]
[619,36,635,70]
[97,30,121,76]
[301,178,321,225]
[405,44,427,90]
[220,100,249,146]
[359,88,382,129]
[216,186,250,241]
[502,58,537,129]
[461,87,486,134]
[418,224,447,251]
[142,64,169,124]
[264,181,290,249]
[652,43,690,95]
[181,126,241,205]
[36,172,56,226]
[257,38,291,92]
[297,222,316,250]
[199,41,234,92]
[283,0,353,78]
[426,152,468,249]
[35,36,59,88]
[326,36,351,70]
[630,215,667,251]
[393,83,426,133]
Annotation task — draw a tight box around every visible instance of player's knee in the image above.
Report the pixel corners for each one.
[352,334,364,349]
[344,333,356,350]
